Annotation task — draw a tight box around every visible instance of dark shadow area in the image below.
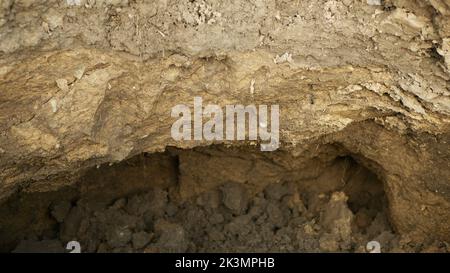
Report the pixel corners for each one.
[0,145,396,253]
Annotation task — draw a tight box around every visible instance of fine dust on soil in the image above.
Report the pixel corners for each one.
[4,146,449,253]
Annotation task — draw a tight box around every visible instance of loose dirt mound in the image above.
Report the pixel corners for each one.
[4,147,448,253]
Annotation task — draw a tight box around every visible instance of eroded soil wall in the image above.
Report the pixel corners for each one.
[0,0,449,250]
[5,145,445,253]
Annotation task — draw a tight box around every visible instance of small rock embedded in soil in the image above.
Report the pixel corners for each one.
[55,78,69,92]
[73,65,85,80]
[66,0,81,6]
[366,0,382,6]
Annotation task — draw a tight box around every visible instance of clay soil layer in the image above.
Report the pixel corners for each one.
[0,0,450,252]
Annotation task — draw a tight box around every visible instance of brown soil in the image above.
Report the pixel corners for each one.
[2,146,448,253]
[0,0,450,253]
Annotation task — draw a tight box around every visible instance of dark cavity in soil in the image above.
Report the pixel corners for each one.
[0,145,446,253]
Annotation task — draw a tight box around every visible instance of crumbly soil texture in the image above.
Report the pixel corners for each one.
[0,0,450,253]
[4,146,449,253]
